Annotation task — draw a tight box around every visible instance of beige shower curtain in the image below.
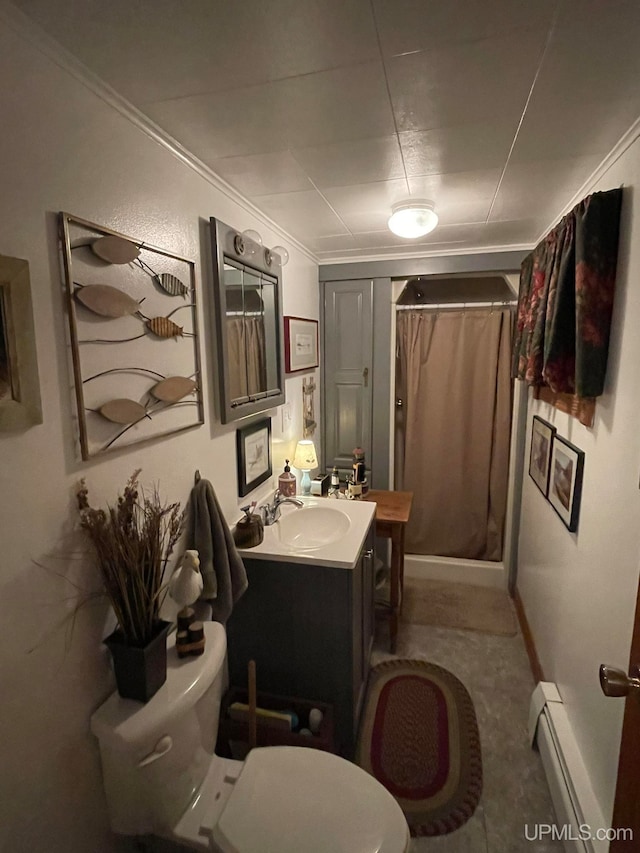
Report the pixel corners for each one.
[395,308,512,561]
[226,317,266,400]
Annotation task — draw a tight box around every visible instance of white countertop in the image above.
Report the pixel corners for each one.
[236,495,376,570]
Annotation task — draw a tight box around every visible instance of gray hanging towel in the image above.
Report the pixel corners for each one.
[188,477,248,623]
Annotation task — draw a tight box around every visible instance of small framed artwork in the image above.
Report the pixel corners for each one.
[236,417,272,497]
[529,416,555,496]
[284,316,319,373]
[548,435,585,532]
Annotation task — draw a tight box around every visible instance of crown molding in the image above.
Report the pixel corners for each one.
[319,250,528,283]
[0,1,317,265]
[533,114,640,246]
[317,241,534,266]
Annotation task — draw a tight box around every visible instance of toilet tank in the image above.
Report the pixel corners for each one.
[91,622,227,836]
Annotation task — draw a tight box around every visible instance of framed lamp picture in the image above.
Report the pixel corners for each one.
[284,316,319,373]
[528,416,555,496]
[548,434,585,532]
[236,417,272,497]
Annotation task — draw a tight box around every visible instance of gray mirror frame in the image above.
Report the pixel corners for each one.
[209,218,286,423]
[0,254,42,430]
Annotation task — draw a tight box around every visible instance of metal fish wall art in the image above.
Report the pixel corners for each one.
[135,257,189,297]
[98,398,148,424]
[78,311,194,343]
[62,212,202,460]
[154,272,189,298]
[146,317,185,339]
[75,284,141,318]
[91,236,141,264]
[150,376,197,402]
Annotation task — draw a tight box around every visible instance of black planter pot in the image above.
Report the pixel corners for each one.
[104,620,172,702]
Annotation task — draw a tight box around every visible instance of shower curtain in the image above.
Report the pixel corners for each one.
[226,316,266,400]
[395,308,512,561]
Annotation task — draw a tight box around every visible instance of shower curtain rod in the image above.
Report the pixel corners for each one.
[396,299,516,311]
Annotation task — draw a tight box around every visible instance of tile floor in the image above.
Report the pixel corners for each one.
[371,617,564,852]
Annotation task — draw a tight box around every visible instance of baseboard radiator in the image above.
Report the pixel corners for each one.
[529,683,608,853]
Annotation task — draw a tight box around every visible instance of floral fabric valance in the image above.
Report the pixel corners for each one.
[512,187,623,401]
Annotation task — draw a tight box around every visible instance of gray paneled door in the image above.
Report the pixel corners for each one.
[322,280,373,476]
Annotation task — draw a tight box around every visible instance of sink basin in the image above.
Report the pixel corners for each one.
[235,496,376,568]
[276,505,351,550]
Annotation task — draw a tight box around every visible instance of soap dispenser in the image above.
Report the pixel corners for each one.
[278,459,297,497]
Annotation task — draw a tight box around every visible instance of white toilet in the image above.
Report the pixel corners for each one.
[91,622,410,852]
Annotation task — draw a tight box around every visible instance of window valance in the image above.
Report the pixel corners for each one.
[511,187,623,424]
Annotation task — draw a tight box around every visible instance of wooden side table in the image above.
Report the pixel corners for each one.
[363,490,413,653]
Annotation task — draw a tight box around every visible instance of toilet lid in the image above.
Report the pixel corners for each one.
[209,747,409,853]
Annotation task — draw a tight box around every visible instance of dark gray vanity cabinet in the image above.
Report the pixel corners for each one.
[227,535,375,758]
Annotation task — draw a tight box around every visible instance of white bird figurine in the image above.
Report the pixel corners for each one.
[169,549,203,617]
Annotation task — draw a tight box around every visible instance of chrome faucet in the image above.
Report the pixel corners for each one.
[258,489,304,526]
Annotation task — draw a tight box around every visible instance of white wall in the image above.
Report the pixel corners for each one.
[517,137,640,823]
[0,12,319,852]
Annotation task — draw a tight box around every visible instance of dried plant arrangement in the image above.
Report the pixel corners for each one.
[77,469,184,646]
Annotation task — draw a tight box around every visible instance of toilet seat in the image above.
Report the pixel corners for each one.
[202,746,410,853]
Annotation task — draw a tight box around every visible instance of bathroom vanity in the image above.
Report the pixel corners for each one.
[229,498,376,758]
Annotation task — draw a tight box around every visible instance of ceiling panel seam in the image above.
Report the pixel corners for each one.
[286,149,355,238]
[485,1,562,224]
[141,57,385,107]
[369,0,411,196]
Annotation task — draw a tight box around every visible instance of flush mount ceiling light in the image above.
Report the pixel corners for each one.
[388,199,439,239]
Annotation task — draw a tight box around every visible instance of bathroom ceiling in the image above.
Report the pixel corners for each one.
[12,0,640,261]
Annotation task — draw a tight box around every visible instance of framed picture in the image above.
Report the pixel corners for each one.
[528,416,555,496]
[548,435,585,532]
[0,254,42,430]
[236,417,272,497]
[284,316,319,373]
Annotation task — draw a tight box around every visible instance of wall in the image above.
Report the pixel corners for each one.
[517,137,640,823]
[0,12,319,852]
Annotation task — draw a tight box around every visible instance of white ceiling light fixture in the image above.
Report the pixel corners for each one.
[388,199,439,239]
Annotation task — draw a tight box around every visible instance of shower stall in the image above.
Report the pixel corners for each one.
[321,270,527,592]
[391,275,524,590]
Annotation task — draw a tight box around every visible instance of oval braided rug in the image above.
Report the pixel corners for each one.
[356,659,482,837]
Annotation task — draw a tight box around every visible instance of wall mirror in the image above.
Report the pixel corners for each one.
[0,254,42,430]
[209,218,285,423]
